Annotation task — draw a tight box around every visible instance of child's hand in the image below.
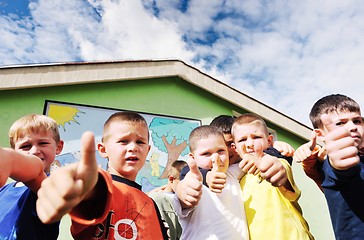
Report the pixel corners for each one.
[253,142,288,187]
[273,141,295,157]
[212,153,229,173]
[36,131,99,224]
[176,158,202,209]
[293,131,318,163]
[206,154,228,193]
[257,154,288,187]
[239,154,260,175]
[321,114,360,170]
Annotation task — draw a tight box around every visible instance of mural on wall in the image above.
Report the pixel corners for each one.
[44,100,201,192]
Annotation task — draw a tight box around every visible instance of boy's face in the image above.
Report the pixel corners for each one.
[232,123,272,157]
[190,134,228,170]
[223,133,241,165]
[14,130,63,174]
[318,111,363,147]
[98,121,151,181]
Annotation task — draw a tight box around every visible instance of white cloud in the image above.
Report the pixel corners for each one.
[1,0,364,126]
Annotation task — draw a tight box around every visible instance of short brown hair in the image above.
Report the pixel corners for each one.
[9,114,60,148]
[189,125,223,153]
[102,111,149,142]
[309,94,361,129]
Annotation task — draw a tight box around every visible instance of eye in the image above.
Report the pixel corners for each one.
[137,140,147,145]
[19,144,31,151]
[118,140,128,144]
[201,151,211,156]
[238,137,247,143]
[354,119,363,125]
[217,149,226,154]
[335,121,345,126]
[39,141,50,146]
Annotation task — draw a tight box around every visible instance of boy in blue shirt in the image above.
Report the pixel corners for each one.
[0,114,64,239]
[309,94,364,239]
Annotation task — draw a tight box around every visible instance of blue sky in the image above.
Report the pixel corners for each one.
[1,0,364,126]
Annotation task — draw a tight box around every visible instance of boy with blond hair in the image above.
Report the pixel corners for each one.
[232,113,314,240]
[0,114,64,239]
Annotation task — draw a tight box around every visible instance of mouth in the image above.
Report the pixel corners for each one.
[245,151,255,154]
[126,156,138,161]
[352,135,361,141]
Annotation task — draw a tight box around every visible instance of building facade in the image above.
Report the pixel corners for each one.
[0,60,333,239]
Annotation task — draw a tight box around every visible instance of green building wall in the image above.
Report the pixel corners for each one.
[0,77,333,239]
[0,77,304,148]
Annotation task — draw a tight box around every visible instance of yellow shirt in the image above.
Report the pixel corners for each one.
[240,159,314,240]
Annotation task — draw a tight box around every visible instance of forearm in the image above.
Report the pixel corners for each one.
[1,148,45,189]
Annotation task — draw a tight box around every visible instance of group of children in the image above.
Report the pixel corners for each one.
[0,93,363,239]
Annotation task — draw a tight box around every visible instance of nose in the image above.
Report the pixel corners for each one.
[211,152,219,160]
[347,121,358,132]
[245,138,254,148]
[127,142,138,151]
[29,145,41,155]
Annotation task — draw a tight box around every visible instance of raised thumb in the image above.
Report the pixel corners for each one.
[308,131,317,151]
[188,158,202,182]
[77,131,98,178]
[212,154,228,173]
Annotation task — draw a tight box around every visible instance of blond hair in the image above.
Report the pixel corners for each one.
[232,113,269,137]
[9,114,60,148]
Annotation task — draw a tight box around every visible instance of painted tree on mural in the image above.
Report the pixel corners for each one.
[149,117,199,178]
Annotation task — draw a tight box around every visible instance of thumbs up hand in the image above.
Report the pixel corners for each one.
[212,153,229,173]
[36,131,99,224]
[207,154,228,193]
[239,142,265,175]
[247,142,288,188]
[321,114,360,170]
[294,131,319,163]
[176,158,203,209]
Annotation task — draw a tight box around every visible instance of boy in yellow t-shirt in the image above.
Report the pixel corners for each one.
[232,113,314,240]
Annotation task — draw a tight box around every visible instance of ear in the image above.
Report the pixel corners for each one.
[267,134,274,147]
[97,142,108,158]
[231,142,236,150]
[168,175,174,183]
[314,128,325,141]
[56,140,64,155]
[147,144,151,155]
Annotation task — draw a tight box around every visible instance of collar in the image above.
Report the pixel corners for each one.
[111,174,142,190]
